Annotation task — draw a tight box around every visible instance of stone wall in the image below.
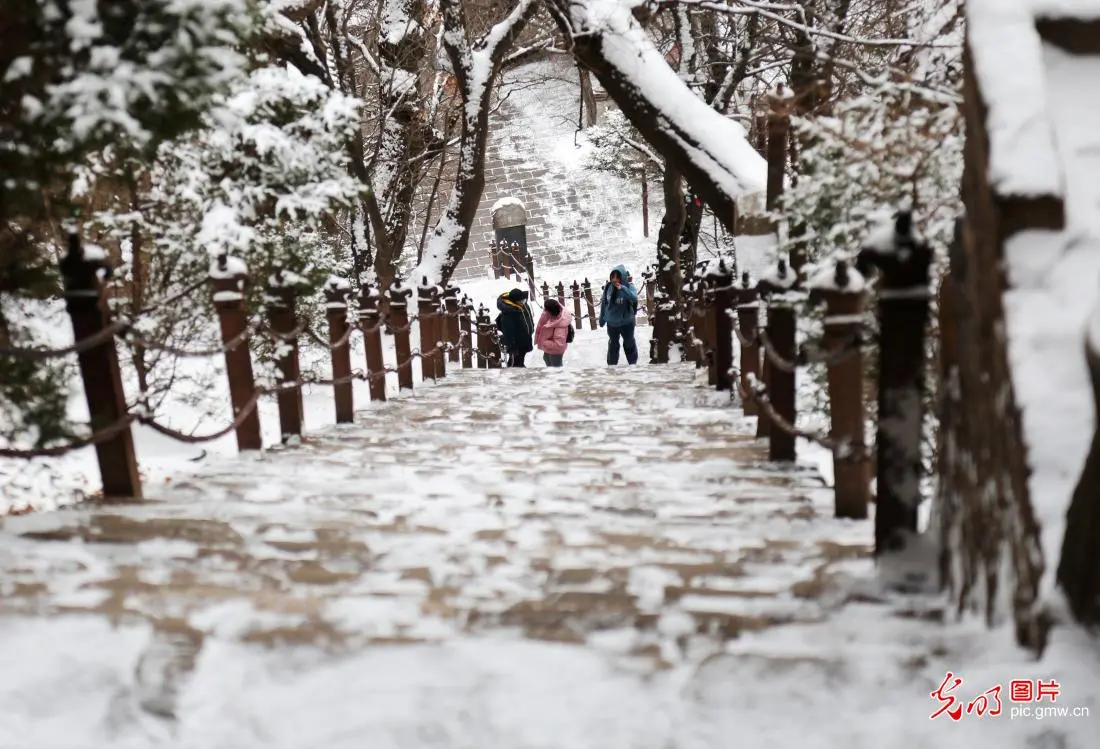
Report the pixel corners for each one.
[402,57,651,283]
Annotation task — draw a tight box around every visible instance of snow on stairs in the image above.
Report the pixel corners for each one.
[0,364,886,669]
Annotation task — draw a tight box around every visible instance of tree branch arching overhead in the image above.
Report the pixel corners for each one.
[544,0,767,233]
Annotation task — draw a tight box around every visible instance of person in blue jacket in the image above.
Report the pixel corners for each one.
[598,264,639,365]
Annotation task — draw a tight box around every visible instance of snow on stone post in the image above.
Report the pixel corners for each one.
[358,283,387,402]
[570,281,582,323]
[856,212,933,556]
[324,276,354,424]
[387,281,415,390]
[433,283,447,379]
[684,275,703,367]
[476,304,491,369]
[758,259,800,462]
[555,282,566,308]
[700,272,718,386]
[417,278,440,382]
[644,267,657,320]
[520,245,538,299]
[582,279,598,332]
[443,284,461,365]
[808,260,870,519]
[265,270,305,443]
[209,253,262,453]
[499,238,513,280]
[492,197,528,279]
[60,233,141,498]
[711,260,735,393]
[490,241,501,280]
[736,272,761,417]
[459,295,474,369]
[651,293,673,364]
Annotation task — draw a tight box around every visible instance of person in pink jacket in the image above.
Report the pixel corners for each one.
[535,298,574,367]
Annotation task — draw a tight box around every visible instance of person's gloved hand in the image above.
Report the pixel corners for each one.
[598,319,605,328]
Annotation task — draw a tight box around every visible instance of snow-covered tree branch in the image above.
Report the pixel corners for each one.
[413,0,540,285]
[544,0,766,236]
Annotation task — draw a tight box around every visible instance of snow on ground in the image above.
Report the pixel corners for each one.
[2,350,1099,748]
[0,228,801,516]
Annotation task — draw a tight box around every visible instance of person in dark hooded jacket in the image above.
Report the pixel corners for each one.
[598,264,639,365]
[495,288,535,367]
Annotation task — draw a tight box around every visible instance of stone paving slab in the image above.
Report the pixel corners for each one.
[0,364,881,672]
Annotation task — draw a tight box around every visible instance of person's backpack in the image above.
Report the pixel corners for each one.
[566,324,575,343]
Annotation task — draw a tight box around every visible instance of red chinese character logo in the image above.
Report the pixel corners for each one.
[1010,680,1034,702]
[966,685,1002,718]
[1037,679,1060,702]
[931,672,964,721]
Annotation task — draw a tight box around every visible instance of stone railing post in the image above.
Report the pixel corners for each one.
[388,280,414,390]
[644,268,657,319]
[491,241,501,279]
[60,233,142,497]
[417,277,439,382]
[459,294,474,369]
[684,276,702,366]
[324,276,354,424]
[808,259,870,519]
[265,270,304,443]
[556,281,566,307]
[701,274,718,385]
[476,304,491,368]
[856,211,933,555]
[736,272,761,417]
[758,259,799,461]
[712,260,735,392]
[209,253,262,452]
[444,284,461,364]
[500,238,513,279]
[571,280,582,322]
[582,279,598,331]
[358,282,387,402]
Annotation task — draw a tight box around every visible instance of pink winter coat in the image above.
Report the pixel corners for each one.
[535,308,573,356]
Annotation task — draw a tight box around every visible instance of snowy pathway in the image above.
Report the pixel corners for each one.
[2,338,1095,748]
[1,361,866,644]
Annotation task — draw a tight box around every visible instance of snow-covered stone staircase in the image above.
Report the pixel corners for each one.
[0,363,889,659]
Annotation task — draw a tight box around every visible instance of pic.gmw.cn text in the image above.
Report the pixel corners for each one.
[930,674,1091,721]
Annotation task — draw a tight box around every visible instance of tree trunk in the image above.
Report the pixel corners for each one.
[415,0,539,285]
[579,67,599,127]
[657,166,685,311]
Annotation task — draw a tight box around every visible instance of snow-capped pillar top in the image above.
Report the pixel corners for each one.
[388,277,413,309]
[60,233,112,302]
[265,268,307,312]
[208,253,249,306]
[856,211,933,298]
[806,259,868,297]
[491,197,527,229]
[757,258,799,296]
[324,275,352,311]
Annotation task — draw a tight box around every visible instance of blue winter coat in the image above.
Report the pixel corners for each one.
[599,264,638,328]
